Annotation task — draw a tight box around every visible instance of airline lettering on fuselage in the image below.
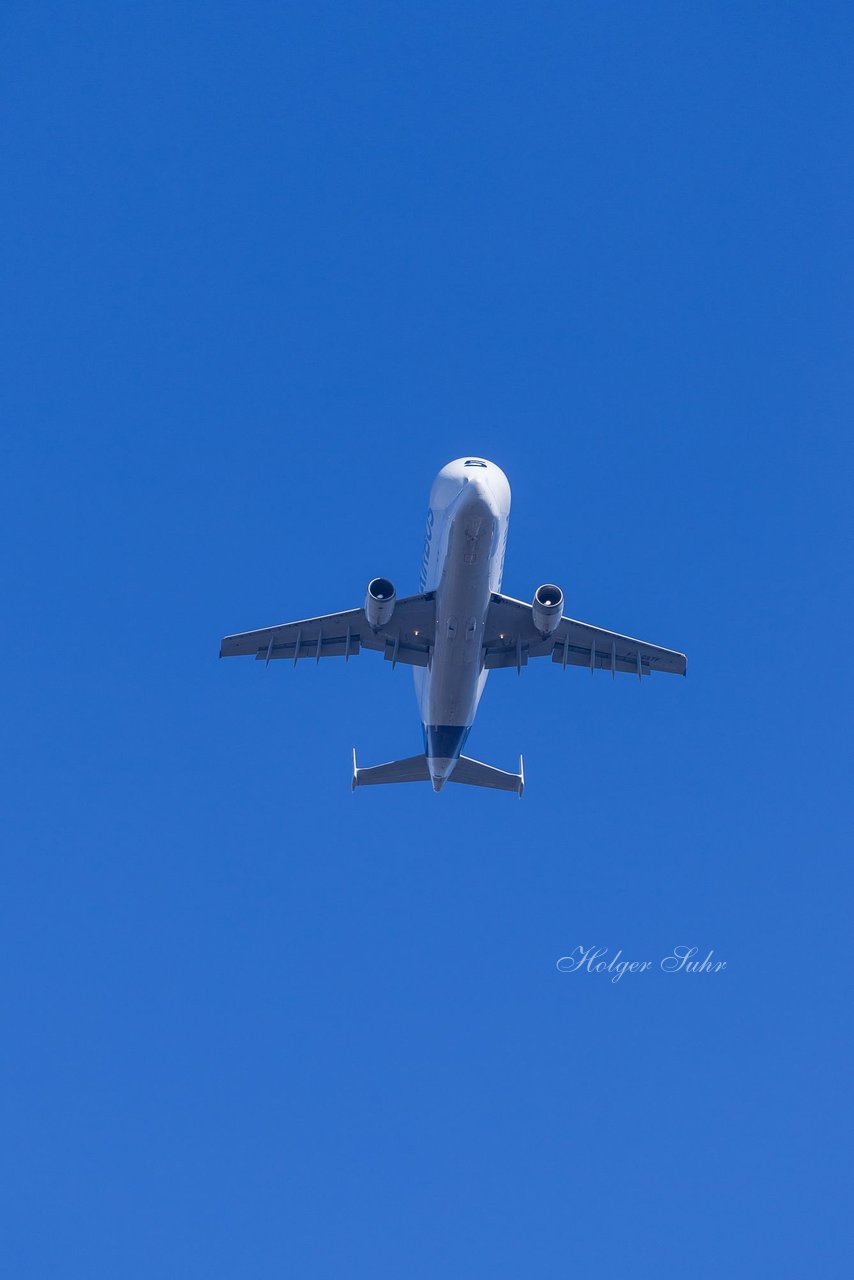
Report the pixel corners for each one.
[419,507,434,592]
[497,519,509,590]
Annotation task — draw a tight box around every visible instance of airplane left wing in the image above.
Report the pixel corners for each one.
[483,593,686,677]
[220,592,436,667]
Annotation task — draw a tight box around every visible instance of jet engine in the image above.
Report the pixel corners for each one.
[532,583,564,637]
[365,577,396,629]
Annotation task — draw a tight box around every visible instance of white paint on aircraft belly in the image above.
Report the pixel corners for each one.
[414,490,508,730]
[422,505,498,726]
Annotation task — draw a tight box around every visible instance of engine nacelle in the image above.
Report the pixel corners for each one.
[532,583,564,637]
[365,577,396,629]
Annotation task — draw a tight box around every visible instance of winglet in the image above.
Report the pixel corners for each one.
[519,754,525,798]
[352,748,358,793]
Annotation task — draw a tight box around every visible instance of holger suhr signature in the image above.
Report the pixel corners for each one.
[556,946,727,984]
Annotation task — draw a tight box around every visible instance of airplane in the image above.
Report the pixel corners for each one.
[220,457,686,795]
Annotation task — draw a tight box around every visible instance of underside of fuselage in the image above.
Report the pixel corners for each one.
[414,459,511,788]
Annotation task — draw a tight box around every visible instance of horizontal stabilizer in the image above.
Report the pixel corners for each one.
[352,750,430,790]
[351,750,524,795]
[450,754,524,796]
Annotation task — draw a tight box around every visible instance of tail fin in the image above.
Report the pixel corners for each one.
[450,754,524,796]
[352,750,430,790]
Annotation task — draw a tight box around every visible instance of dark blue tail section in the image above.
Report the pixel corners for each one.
[422,724,471,760]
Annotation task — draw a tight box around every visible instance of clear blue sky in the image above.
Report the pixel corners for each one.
[2,3,852,1276]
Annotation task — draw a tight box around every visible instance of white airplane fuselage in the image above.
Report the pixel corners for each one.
[414,458,512,789]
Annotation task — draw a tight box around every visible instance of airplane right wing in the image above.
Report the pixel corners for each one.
[483,593,686,677]
[220,592,437,668]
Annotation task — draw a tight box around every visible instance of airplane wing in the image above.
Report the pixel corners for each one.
[220,592,436,668]
[483,593,686,677]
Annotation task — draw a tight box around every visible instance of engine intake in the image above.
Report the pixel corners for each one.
[532,583,564,637]
[365,577,396,629]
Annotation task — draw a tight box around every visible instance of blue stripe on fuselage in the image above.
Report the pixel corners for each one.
[422,724,471,760]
